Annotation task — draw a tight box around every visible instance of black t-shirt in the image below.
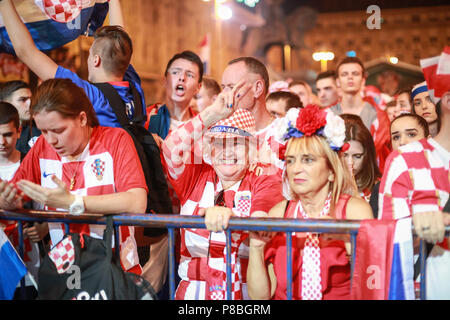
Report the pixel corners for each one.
[16,121,41,155]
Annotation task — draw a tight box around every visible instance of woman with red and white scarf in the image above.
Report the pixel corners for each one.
[161,81,284,300]
[246,105,373,300]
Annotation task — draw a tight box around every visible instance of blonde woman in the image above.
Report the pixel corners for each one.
[247,105,373,300]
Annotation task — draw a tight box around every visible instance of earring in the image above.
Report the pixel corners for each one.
[328,173,335,182]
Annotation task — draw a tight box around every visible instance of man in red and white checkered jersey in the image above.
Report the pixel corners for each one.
[0,79,148,275]
[161,81,283,300]
[379,48,450,299]
[141,51,205,296]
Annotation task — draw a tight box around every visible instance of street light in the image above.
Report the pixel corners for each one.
[313,51,335,72]
[389,56,399,64]
[215,0,232,20]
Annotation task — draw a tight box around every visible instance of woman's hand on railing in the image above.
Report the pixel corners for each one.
[198,206,235,232]
[249,211,273,249]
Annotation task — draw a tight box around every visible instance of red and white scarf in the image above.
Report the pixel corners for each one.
[294,194,331,300]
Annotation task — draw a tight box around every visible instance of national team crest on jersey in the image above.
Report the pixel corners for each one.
[42,0,83,23]
[234,191,251,216]
[91,158,105,181]
[48,235,75,274]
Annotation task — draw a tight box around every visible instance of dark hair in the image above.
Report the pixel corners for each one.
[336,57,366,77]
[0,101,20,129]
[202,77,221,96]
[31,79,99,127]
[228,57,269,95]
[266,91,302,111]
[341,113,381,192]
[411,93,441,133]
[93,26,133,77]
[164,50,204,83]
[0,80,31,102]
[395,86,412,98]
[316,70,336,82]
[390,113,430,137]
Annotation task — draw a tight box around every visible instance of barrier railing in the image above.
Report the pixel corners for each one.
[1,209,449,300]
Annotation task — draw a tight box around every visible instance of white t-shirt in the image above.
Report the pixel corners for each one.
[0,161,20,181]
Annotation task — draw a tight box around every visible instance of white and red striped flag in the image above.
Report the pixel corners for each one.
[198,33,211,75]
[420,46,450,104]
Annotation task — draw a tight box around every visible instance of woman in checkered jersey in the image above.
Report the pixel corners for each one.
[246,105,373,300]
[160,80,284,300]
[0,79,148,274]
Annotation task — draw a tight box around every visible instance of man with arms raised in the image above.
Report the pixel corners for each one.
[0,0,146,129]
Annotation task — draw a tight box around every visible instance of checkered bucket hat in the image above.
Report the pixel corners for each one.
[207,109,256,139]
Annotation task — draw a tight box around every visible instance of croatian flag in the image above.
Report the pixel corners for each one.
[0,228,27,300]
[420,46,450,104]
[198,33,211,75]
[0,0,110,54]
[351,218,415,300]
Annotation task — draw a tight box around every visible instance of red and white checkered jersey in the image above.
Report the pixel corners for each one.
[11,126,148,272]
[379,138,449,249]
[42,0,82,23]
[161,114,284,300]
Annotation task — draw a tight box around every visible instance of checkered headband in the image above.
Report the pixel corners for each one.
[207,109,256,138]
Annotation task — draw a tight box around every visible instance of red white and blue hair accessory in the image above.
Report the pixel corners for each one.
[274,104,348,152]
[411,81,428,101]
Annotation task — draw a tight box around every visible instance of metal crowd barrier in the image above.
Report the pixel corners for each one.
[1,209,449,300]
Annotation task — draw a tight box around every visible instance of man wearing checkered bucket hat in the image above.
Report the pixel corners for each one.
[161,81,284,300]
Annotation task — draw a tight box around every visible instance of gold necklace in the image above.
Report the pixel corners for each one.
[67,158,82,191]
[67,129,91,190]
